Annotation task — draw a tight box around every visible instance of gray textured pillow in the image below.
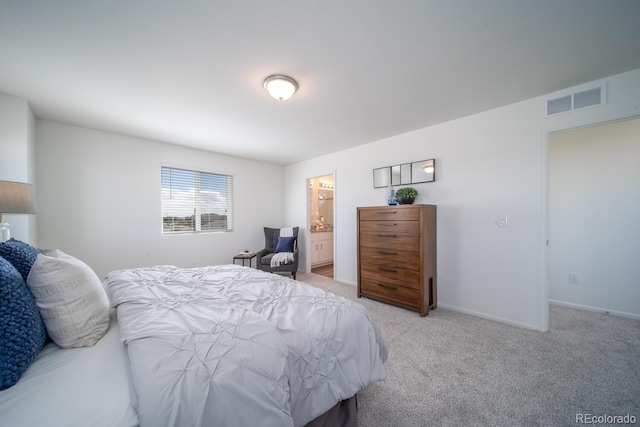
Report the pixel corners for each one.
[26,249,110,348]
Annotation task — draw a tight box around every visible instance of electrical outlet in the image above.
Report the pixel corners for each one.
[569,272,580,284]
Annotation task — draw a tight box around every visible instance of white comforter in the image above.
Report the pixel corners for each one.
[106,264,387,427]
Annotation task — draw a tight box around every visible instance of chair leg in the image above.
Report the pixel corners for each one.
[292,272,296,280]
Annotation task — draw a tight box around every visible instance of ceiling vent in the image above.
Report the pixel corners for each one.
[545,82,606,116]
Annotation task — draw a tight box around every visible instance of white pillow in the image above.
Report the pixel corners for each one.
[26,249,110,348]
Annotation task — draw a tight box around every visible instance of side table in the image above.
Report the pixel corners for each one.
[233,251,256,268]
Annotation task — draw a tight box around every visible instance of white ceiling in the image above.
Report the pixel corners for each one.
[1,1,640,166]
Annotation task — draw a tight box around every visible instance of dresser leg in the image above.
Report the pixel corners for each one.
[429,277,437,309]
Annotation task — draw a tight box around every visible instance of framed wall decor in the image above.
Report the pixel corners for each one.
[390,165,401,186]
[373,167,390,188]
[411,159,435,183]
[400,163,412,184]
[373,159,436,188]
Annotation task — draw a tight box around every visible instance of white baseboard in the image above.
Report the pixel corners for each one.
[436,303,543,331]
[321,279,639,325]
[549,299,640,320]
[338,279,356,287]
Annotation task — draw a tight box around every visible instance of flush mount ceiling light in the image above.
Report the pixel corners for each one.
[263,75,298,101]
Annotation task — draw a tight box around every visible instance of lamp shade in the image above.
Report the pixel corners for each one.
[0,181,38,217]
[263,75,298,101]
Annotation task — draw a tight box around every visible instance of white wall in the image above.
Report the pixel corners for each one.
[286,100,546,330]
[284,68,640,331]
[35,121,285,279]
[0,92,36,243]
[549,118,640,318]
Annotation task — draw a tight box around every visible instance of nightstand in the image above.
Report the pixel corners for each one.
[233,251,256,268]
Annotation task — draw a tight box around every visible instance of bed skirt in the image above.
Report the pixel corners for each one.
[304,395,357,427]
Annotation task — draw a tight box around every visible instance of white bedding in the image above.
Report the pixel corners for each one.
[0,311,138,427]
[106,264,388,427]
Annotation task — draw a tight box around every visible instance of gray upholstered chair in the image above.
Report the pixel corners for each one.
[256,227,299,280]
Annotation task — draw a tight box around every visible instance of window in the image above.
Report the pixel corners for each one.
[161,166,233,234]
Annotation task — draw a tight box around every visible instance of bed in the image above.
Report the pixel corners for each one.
[0,241,388,427]
[0,310,139,427]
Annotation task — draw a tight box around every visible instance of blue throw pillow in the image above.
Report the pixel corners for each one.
[0,256,47,390]
[0,238,39,282]
[275,236,296,253]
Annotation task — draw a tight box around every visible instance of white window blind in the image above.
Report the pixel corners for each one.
[161,167,233,234]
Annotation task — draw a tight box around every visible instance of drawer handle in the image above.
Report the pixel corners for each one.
[378,283,397,290]
[380,223,397,226]
[378,251,398,256]
[379,267,398,273]
[377,234,397,238]
[378,211,397,215]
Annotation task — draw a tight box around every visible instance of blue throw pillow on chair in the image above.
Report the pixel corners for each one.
[275,236,295,253]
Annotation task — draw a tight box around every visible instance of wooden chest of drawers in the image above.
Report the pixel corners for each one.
[357,204,437,316]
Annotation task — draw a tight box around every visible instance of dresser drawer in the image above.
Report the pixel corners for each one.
[359,220,419,234]
[359,208,420,221]
[359,246,420,271]
[360,265,421,289]
[359,231,419,251]
[360,278,421,309]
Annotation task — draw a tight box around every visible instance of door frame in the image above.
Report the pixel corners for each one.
[306,173,336,276]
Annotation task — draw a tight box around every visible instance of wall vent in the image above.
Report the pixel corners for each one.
[545,82,606,116]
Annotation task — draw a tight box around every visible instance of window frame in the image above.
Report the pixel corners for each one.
[161,166,234,235]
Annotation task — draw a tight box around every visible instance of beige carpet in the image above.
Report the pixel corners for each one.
[297,272,640,427]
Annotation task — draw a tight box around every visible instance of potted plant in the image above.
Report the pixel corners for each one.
[395,187,418,204]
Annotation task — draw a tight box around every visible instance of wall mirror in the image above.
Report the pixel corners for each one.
[390,163,412,186]
[390,165,401,186]
[411,159,435,183]
[400,163,412,184]
[373,167,390,188]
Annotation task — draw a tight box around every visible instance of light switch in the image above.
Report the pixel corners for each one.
[498,216,508,227]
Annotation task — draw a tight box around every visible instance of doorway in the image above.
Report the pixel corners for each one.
[547,117,640,320]
[308,174,334,278]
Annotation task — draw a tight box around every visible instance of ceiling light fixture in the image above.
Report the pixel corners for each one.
[263,75,298,101]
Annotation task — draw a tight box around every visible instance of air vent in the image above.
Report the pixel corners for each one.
[573,87,602,109]
[545,82,606,116]
[547,95,572,115]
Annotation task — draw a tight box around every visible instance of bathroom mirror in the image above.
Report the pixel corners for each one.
[411,159,435,183]
[318,189,334,227]
[391,165,401,186]
[373,167,390,188]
